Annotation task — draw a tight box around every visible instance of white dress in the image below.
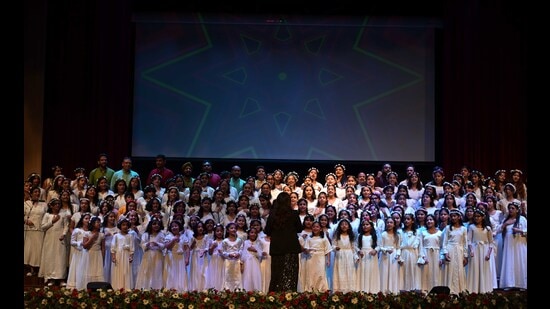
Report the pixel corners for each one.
[419,229,443,292]
[110,232,134,290]
[189,236,210,291]
[355,234,380,293]
[498,216,527,289]
[205,239,225,290]
[86,232,105,284]
[241,238,263,291]
[222,237,244,291]
[441,225,468,294]
[379,231,402,294]
[467,225,495,293]
[135,231,166,289]
[102,226,120,284]
[39,212,69,281]
[163,233,189,292]
[66,228,89,290]
[332,234,356,292]
[303,235,332,292]
[398,230,422,291]
[257,231,271,293]
[24,200,47,267]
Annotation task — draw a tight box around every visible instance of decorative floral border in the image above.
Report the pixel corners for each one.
[24,287,527,308]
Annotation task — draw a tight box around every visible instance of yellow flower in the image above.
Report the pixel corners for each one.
[78,292,84,299]
[47,291,53,298]
[440,301,446,307]
[311,300,317,308]
[366,295,374,302]
[172,293,180,299]
[285,293,292,301]
[80,302,87,308]
[115,290,121,296]
[339,305,345,309]
[250,296,256,302]
[351,297,358,304]
[125,297,130,304]
[228,304,235,309]
[268,296,275,302]
[188,304,194,309]
[177,303,184,309]
[332,295,339,302]
[41,299,47,305]
[204,297,210,303]
[100,291,106,298]
[162,302,168,308]
[107,298,113,304]
[143,299,149,305]
[59,298,65,304]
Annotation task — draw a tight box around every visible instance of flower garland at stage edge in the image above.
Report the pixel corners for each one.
[24,287,527,308]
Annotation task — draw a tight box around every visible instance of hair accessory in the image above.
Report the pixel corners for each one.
[390,210,402,218]
[308,167,319,174]
[449,209,462,216]
[334,163,346,171]
[48,198,60,206]
[324,172,336,180]
[476,201,488,208]
[416,207,428,214]
[504,183,516,193]
[494,169,506,176]
[474,208,485,216]
[510,169,523,175]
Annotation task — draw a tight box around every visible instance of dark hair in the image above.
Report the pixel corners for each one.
[271,192,292,228]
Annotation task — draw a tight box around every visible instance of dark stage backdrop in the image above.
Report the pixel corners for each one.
[35,1,527,181]
[132,14,437,162]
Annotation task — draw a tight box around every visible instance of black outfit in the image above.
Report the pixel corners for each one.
[264,209,303,292]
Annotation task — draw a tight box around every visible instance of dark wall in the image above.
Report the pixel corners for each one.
[27,0,527,183]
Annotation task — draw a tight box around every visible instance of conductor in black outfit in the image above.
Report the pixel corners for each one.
[264,192,303,291]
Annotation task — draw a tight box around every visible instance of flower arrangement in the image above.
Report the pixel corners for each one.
[23,287,527,309]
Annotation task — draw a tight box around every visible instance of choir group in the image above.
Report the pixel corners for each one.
[23,156,527,293]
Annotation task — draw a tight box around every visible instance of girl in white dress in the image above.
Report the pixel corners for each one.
[101,211,119,285]
[398,213,422,291]
[189,221,210,291]
[249,219,271,293]
[85,216,105,285]
[418,214,443,292]
[302,221,332,292]
[379,216,402,294]
[441,209,468,294]
[221,222,244,290]
[205,224,225,290]
[241,228,263,291]
[497,202,527,289]
[163,220,190,292]
[39,198,69,286]
[110,218,134,290]
[24,187,47,277]
[332,218,357,292]
[135,218,165,290]
[355,219,380,293]
[467,209,495,293]
[297,214,314,292]
[66,213,92,290]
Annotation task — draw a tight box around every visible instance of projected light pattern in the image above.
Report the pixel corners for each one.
[133,14,435,161]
